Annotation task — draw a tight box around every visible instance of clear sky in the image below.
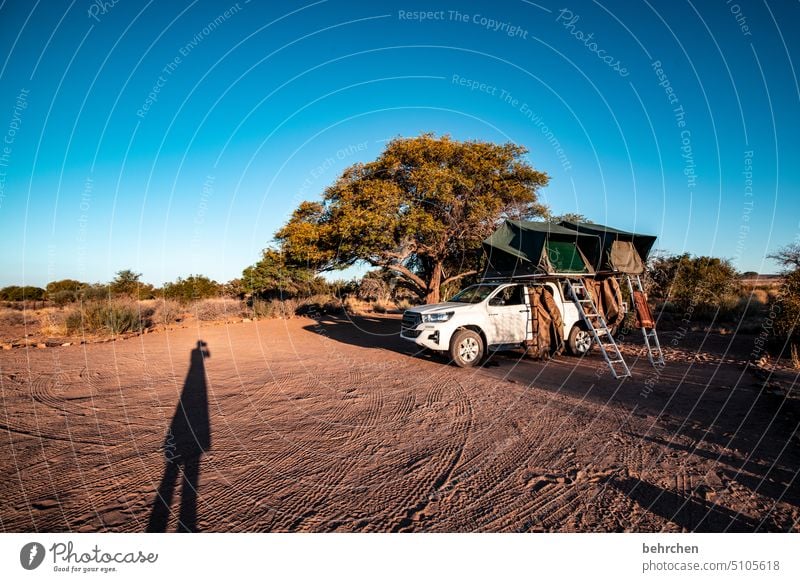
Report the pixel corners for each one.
[0,0,798,287]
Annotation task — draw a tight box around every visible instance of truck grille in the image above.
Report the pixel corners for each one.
[401,311,421,331]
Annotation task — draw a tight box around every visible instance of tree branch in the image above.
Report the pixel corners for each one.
[441,270,478,288]
[383,263,427,294]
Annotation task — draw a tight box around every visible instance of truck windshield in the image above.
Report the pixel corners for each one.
[449,285,497,304]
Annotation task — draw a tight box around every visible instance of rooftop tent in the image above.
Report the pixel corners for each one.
[559,221,657,274]
[482,220,601,277]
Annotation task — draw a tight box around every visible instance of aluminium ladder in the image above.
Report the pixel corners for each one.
[624,274,665,367]
[563,279,631,379]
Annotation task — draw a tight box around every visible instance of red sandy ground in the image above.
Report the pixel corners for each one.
[0,314,797,532]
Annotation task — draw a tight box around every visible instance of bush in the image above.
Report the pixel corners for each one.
[151,299,183,325]
[294,294,343,316]
[66,301,152,335]
[357,273,390,302]
[39,310,67,337]
[648,254,739,321]
[0,310,27,326]
[191,298,245,321]
[79,284,111,301]
[773,269,800,366]
[0,286,46,301]
[162,275,222,303]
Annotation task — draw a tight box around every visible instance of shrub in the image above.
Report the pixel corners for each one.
[66,301,152,335]
[0,310,27,326]
[294,294,342,316]
[191,298,245,321]
[0,286,46,301]
[151,299,183,325]
[39,309,68,336]
[343,297,370,315]
[162,275,222,303]
[772,269,800,367]
[648,254,739,321]
[79,284,111,301]
[395,298,415,311]
[357,273,390,302]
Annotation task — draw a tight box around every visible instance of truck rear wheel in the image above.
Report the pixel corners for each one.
[449,329,484,368]
[567,324,594,356]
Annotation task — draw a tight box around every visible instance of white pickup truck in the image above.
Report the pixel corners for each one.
[400,282,596,367]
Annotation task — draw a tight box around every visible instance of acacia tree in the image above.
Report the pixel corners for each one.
[768,243,800,272]
[276,134,549,304]
[241,248,327,298]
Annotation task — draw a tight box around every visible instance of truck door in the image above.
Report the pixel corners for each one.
[486,285,529,344]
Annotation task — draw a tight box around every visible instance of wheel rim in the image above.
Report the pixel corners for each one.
[576,331,592,353]
[459,337,480,362]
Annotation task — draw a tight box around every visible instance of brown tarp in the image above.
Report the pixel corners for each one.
[581,277,625,329]
[525,286,565,359]
[601,277,625,328]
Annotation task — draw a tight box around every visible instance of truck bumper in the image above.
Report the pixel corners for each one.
[400,324,452,351]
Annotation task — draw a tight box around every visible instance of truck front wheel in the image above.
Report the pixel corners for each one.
[567,324,594,356]
[449,329,484,368]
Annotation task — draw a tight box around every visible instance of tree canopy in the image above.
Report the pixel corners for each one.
[0,285,45,301]
[241,248,328,298]
[768,242,800,272]
[277,133,549,303]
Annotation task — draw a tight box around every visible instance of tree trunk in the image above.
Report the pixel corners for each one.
[424,262,443,304]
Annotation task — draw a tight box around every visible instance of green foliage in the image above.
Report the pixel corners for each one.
[546,212,591,224]
[242,248,328,298]
[162,275,222,304]
[46,279,87,305]
[276,133,550,303]
[109,269,154,298]
[0,285,46,301]
[222,278,245,298]
[648,253,739,319]
[66,301,152,335]
[80,284,111,301]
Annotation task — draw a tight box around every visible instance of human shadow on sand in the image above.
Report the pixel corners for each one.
[612,476,762,532]
[147,340,211,532]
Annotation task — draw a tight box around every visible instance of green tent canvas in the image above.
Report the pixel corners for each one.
[559,221,657,275]
[483,220,601,277]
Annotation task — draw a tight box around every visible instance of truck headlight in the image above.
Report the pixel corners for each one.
[422,311,454,323]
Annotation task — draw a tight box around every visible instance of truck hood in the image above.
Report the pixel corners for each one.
[406,302,473,315]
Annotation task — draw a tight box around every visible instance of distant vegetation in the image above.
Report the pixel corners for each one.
[1,133,797,366]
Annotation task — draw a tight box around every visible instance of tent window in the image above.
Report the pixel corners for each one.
[546,241,588,273]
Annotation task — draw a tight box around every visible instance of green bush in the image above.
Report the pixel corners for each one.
[0,286,46,301]
[648,254,739,321]
[162,275,222,304]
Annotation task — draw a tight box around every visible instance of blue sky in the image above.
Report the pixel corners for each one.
[0,0,798,287]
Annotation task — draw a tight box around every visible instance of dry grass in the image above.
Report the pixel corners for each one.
[38,309,68,337]
[0,309,27,326]
[191,298,246,321]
